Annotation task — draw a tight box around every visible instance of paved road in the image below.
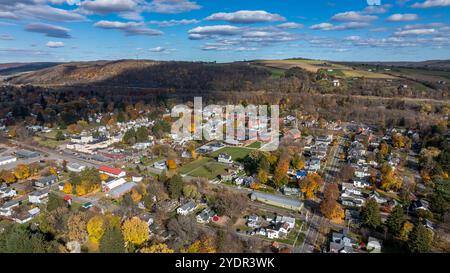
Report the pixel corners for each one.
[296,136,344,253]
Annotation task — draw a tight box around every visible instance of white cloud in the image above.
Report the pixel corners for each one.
[386,14,419,22]
[80,0,137,14]
[149,46,165,52]
[146,0,201,14]
[188,25,242,39]
[94,20,163,36]
[311,22,369,31]
[25,23,71,38]
[277,22,304,29]
[206,10,285,24]
[148,19,199,27]
[363,4,392,14]
[412,0,450,8]
[46,41,65,48]
[394,28,436,35]
[331,11,378,22]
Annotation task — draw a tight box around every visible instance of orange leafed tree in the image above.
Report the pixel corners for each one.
[167,159,177,170]
[299,173,323,200]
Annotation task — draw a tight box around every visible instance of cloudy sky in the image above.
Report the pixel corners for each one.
[0,0,450,62]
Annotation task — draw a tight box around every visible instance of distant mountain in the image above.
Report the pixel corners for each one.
[4,59,272,90]
[0,62,61,76]
[339,60,450,70]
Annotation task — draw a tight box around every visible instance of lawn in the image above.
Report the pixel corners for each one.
[247,141,262,149]
[188,162,228,179]
[179,158,213,175]
[33,136,65,149]
[209,147,253,161]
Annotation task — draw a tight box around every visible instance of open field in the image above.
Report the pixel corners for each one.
[209,146,253,161]
[254,59,396,79]
[188,162,228,179]
[179,158,213,174]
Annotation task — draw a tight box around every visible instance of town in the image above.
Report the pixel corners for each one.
[0,97,447,254]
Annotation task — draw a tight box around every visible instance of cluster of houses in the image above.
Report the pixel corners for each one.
[0,174,56,224]
[246,214,297,240]
[328,229,383,253]
[303,134,333,172]
[176,200,218,224]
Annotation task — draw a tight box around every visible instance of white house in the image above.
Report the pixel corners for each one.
[353,179,371,188]
[0,156,17,166]
[177,201,197,216]
[0,187,16,198]
[153,160,167,170]
[28,190,49,204]
[218,153,233,164]
[67,163,86,173]
[332,79,340,87]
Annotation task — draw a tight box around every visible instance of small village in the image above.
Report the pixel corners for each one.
[1,100,446,254]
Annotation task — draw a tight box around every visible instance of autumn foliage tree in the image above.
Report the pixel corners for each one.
[87,216,105,244]
[299,173,323,200]
[63,182,72,194]
[320,183,344,223]
[273,154,290,188]
[121,217,149,246]
[67,212,88,243]
[141,243,174,253]
[14,164,30,180]
[380,166,403,191]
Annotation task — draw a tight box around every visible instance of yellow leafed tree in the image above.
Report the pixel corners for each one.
[122,217,149,246]
[141,243,174,253]
[87,216,105,244]
[14,164,30,180]
[63,182,73,194]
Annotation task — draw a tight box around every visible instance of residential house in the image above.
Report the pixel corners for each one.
[177,201,197,216]
[15,149,39,159]
[218,153,233,164]
[0,199,21,216]
[153,160,167,170]
[369,191,388,205]
[33,175,58,188]
[0,156,17,166]
[197,208,216,224]
[329,230,356,253]
[247,215,260,228]
[0,186,16,199]
[67,163,86,173]
[28,190,49,204]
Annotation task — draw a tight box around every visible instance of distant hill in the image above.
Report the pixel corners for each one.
[339,60,450,70]
[0,62,61,76]
[4,60,272,90]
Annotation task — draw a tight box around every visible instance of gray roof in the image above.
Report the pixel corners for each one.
[108,182,137,198]
[37,175,57,184]
[0,155,16,162]
[16,149,39,158]
[251,192,303,209]
[179,200,196,211]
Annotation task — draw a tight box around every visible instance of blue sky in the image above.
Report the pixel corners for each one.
[0,0,450,62]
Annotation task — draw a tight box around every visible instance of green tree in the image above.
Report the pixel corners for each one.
[168,174,183,199]
[99,227,126,253]
[386,205,405,237]
[122,128,137,145]
[408,223,433,253]
[55,130,65,141]
[361,198,382,229]
[47,193,66,211]
[135,127,148,143]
